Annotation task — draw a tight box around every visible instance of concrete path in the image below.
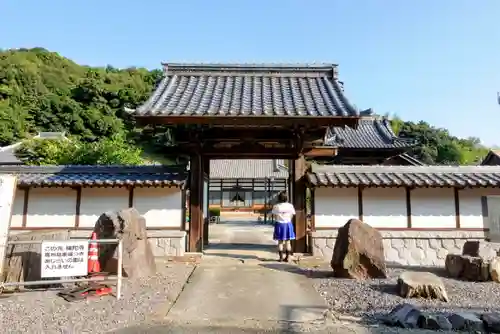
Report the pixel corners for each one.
[163,220,331,330]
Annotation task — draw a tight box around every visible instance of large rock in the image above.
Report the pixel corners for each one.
[93,208,156,279]
[490,257,500,282]
[397,271,449,302]
[445,253,490,281]
[330,219,387,279]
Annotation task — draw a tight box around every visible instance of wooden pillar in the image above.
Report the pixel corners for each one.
[203,158,210,246]
[189,153,205,252]
[292,155,307,253]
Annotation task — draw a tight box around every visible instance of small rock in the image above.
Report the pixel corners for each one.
[397,271,449,302]
[448,312,484,332]
[435,314,453,331]
[445,253,464,278]
[463,240,500,261]
[383,303,421,328]
[490,257,500,282]
[462,256,490,282]
[482,313,500,333]
[417,313,440,330]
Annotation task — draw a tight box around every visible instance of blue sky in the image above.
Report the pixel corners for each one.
[2,0,500,146]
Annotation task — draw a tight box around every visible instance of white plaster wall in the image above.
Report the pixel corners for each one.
[10,189,24,228]
[79,188,129,228]
[458,188,500,229]
[410,188,455,228]
[26,188,76,228]
[133,187,182,228]
[362,188,407,228]
[314,187,358,228]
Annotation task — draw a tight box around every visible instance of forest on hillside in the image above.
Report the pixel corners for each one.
[0,48,490,165]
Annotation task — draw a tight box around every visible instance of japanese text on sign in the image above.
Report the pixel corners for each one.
[41,241,89,278]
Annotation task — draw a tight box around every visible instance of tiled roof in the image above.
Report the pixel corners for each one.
[390,153,425,166]
[307,164,500,188]
[0,133,68,166]
[324,118,416,149]
[0,143,23,165]
[480,150,500,166]
[210,159,288,179]
[127,64,360,118]
[0,165,187,187]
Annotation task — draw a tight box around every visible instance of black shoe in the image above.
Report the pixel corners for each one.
[284,251,290,262]
[278,251,284,262]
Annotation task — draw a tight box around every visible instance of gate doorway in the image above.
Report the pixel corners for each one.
[203,159,290,257]
[126,63,361,254]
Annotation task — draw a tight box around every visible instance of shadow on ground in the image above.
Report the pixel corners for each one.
[203,252,278,262]
[205,243,275,251]
[259,263,334,279]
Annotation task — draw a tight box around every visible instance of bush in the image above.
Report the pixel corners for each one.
[209,208,221,217]
[16,134,145,165]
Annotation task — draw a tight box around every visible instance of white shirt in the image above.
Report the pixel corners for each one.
[272,202,296,223]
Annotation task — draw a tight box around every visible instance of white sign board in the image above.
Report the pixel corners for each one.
[0,175,17,275]
[41,241,89,278]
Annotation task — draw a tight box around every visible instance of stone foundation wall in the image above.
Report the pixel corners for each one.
[24,229,189,257]
[146,230,186,257]
[311,230,488,267]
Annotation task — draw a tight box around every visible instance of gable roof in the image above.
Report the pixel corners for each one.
[0,132,68,166]
[324,118,416,149]
[388,153,425,166]
[210,159,288,179]
[307,164,500,188]
[480,150,500,166]
[0,142,23,165]
[0,165,187,188]
[127,63,362,118]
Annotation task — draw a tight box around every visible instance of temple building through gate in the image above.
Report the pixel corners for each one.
[126,63,367,253]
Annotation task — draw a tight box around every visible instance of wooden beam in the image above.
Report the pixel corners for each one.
[406,188,412,228]
[75,187,82,229]
[181,188,187,230]
[128,187,134,208]
[135,115,360,128]
[188,153,204,252]
[200,129,296,141]
[358,187,364,221]
[292,156,308,253]
[203,158,210,246]
[303,147,338,157]
[310,188,316,232]
[454,188,461,228]
[159,146,298,159]
[21,188,29,228]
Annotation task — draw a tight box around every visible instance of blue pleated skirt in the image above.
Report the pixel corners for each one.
[273,221,296,241]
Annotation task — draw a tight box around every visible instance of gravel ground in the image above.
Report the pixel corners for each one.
[311,267,500,323]
[0,262,195,334]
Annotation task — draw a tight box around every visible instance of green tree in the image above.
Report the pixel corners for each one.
[16,135,144,165]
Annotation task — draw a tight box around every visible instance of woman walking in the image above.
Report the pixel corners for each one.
[272,192,296,262]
